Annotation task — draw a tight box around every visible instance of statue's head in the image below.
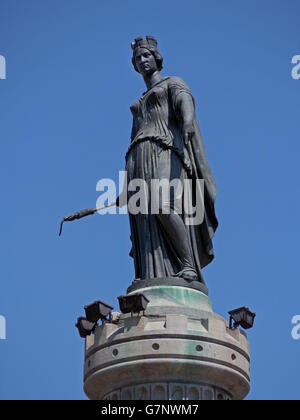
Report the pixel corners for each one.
[131,36,163,75]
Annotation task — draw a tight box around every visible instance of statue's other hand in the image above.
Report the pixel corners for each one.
[116,194,127,208]
[116,196,121,207]
[182,121,195,145]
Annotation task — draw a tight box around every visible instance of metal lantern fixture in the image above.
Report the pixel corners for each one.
[118,293,150,314]
[75,317,97,338]
[228,307,256,330]
[84,300,114,323]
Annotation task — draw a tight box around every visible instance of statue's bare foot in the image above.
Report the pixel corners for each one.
[174,268,198,281]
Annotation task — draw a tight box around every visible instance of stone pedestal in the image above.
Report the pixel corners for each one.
[83,280,250,400]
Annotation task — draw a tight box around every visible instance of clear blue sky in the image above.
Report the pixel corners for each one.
[0,0,299,400]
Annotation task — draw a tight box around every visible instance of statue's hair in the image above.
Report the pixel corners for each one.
[131,36,163,73]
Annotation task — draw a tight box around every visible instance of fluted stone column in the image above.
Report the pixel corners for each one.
[83,279,250,400]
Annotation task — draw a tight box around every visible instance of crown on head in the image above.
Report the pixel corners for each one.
[131,36,158,51]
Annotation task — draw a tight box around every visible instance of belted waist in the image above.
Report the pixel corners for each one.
[125,137,193,176]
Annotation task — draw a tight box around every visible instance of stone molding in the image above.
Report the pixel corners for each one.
[104,382,232,400]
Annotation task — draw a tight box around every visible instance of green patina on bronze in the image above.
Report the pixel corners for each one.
[141,285,212,311]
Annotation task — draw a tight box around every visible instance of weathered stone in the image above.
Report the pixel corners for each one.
[83,285,250,400]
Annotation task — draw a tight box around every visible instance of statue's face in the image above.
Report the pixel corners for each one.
[134,48,158,76]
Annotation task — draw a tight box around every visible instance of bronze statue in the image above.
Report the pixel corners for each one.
[60,36,218,291]
[117,36,218,286]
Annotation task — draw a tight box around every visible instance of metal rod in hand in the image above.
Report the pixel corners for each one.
[59,202,116,237]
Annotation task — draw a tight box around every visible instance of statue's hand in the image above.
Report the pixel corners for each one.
[116,194,127,208]
[182,121,195,145]
[116,196,121,207]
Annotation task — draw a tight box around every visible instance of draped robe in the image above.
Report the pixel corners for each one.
[123,76,218,284]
